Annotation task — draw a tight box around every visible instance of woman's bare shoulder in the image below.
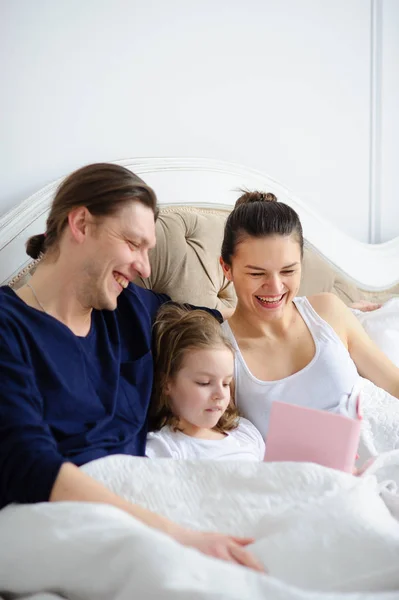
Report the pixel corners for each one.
[306,292,346,313]
[304,293,350,344]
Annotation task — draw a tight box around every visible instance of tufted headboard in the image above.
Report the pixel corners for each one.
[2,158,399,307]
[133,205,398,309]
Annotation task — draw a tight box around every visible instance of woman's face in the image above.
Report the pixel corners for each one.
[221,234,302,322]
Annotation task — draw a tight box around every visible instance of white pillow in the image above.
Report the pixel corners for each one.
[353,298,399,367]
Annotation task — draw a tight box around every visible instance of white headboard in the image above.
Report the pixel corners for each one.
[1,157,398,291]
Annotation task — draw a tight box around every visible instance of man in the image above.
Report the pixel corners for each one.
[0,163,263,571]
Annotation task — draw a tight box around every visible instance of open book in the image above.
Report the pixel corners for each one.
[264,390,362,473]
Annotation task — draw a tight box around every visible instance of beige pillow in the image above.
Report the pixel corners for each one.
[136,207,236,311]
[136,206,363,308]
[299,244,361,304]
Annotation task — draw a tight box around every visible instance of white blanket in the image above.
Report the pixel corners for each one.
[1,379,399,600]
[356,377,399,461]
[353,298,399,368]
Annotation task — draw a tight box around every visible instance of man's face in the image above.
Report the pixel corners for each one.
[78,202,156,311]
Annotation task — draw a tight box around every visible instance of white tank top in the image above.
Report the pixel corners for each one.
[221,297,359,438]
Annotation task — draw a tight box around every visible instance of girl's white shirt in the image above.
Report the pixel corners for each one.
[146,417,265,461]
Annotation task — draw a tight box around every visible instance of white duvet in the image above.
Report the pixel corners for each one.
[352,298,399,369]
[1,377,399,600]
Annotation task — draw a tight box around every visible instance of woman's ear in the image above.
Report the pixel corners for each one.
[220,256,233,281]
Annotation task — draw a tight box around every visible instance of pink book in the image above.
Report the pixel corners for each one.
[264,395,362,473]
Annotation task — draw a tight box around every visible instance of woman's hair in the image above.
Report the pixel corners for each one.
[26,163,158,259]
[221,190,304,265]
[150,304,239,433]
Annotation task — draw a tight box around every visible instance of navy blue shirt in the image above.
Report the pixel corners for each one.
[0,284,221,509]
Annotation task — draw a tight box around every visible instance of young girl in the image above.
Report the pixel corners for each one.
[146,304,265,461]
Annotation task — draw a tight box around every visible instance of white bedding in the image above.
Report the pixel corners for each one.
[1,454,399,600]
[352,298,399,368]
[1,378,399,600]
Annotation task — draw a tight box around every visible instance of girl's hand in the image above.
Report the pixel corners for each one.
[173,528,266,572]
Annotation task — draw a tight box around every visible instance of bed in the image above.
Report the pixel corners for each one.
[1,158,399,600]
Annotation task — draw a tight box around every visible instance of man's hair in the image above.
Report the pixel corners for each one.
[26,163,158,259]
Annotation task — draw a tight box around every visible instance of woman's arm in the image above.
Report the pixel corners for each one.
[310,293,399,399]
[345,306,399,399]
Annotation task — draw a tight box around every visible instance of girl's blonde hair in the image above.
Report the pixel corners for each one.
[150,304,239,433]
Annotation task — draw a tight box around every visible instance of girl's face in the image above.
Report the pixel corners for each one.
[221,234,302,322]
[166,346,234,435]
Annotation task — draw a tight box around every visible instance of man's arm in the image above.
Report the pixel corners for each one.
[0,333,263,572]
[132,284,234,323]
[217,305,235,320]
[50,462,178,534]
[50,463,264,571]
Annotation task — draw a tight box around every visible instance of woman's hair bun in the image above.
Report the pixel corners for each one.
[234,190,278,208]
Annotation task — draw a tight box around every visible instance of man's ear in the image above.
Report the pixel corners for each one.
[67,207,91,243]
[219,256,233,281]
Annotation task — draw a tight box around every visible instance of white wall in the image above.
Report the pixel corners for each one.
[0,0,397,242]
[380,0,399,242]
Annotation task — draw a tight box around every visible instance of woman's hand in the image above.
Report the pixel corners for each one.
[350,300,382,312]
[173,528,266,572]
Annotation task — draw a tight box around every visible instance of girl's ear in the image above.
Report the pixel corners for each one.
[219,256,233,281]
[164,378,172,396]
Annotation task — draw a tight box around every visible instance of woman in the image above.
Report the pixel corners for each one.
[220,191,399,438]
